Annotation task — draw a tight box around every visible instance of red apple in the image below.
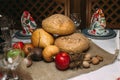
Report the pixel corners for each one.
[13,42,24,49]
[117,77,120,80]
[55,52,70,70]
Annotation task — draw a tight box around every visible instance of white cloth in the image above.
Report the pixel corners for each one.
[11,30,31,44]
[12,37,31,44]
[69,34,120,80]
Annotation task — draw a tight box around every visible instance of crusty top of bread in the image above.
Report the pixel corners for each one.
[42,14,75,35]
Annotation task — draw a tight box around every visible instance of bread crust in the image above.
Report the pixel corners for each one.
[54,33,90,54]
[42,14,75,35]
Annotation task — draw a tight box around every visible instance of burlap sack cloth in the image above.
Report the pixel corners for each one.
[19,40,118,80]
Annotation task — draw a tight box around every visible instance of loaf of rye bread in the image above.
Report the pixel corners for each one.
[54,33,90,54]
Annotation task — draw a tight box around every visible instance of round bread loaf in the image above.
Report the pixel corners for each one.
[54,33,90,54]
[42,14,75,35]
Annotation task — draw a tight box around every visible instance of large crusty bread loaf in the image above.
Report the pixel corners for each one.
[54,33,90,54]
[42,14,75,35]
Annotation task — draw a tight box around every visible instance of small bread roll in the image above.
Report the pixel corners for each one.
[42,14,75,35]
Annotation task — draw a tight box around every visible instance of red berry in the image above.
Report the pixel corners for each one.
[13,42,24,49]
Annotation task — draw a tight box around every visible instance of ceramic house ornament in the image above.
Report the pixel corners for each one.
[21,11,37,35]
[89,8,107,36]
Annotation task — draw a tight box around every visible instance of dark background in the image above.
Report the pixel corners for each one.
[0,0,120,29]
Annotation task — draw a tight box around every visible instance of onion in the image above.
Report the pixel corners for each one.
[29,47,43,61]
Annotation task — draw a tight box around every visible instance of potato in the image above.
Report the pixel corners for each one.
[42,45,60,62]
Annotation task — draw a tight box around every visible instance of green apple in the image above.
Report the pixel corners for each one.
[7,49,25,58]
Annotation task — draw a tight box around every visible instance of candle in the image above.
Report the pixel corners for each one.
[116,30,120,50]
[116,30,120,60]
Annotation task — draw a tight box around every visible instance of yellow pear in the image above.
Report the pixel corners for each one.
[31,28,54,48]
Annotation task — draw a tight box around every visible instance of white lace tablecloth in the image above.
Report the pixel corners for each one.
[69,31,120,80]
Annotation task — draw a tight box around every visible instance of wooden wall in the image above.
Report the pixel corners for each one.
[70,0,86,29]
[0,0,70,29]
[0,0,119,29]
[70,0,81,13]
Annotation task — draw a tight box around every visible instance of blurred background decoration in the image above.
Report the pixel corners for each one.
[0,0,119,30]
[0,0,70,30]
